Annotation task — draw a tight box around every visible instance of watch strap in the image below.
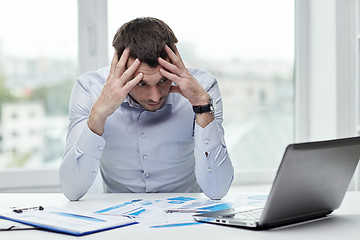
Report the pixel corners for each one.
[192,99,214,114]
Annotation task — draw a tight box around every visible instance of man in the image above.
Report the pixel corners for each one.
[59,17,234,201]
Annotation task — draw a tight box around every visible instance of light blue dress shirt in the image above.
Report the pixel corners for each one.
[59,66,234,201]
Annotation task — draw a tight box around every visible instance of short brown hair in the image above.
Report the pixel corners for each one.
[112,17,178,67]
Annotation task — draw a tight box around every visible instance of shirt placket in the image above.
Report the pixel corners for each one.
[138,111,151,191]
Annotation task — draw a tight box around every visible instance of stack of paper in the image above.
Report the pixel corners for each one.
[96,196,232,228]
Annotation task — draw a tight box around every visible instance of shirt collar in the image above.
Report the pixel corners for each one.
[122,93,174,111]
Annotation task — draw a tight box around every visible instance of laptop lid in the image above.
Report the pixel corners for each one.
[194,136,360,229]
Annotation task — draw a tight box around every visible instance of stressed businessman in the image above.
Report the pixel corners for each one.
[59,17,234,201]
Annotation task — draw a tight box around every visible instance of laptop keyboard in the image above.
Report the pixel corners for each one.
[232,208,263,220]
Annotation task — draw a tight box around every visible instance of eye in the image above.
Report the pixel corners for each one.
[137,82,147,87]
[159,78,168,84]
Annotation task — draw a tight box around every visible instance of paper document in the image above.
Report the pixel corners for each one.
[96,196,232,228]
[0,206,136,236]
[231,194,268,211]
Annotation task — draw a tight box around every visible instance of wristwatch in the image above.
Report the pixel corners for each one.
[192,98,215,114]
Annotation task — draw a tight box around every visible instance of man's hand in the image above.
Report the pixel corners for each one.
[158,45,211,106]
[158,45,214,128]
[88,48,143,135]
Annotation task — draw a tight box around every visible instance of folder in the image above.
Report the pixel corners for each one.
[0,206,136,236]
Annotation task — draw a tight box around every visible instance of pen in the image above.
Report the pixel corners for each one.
[165,209,211,213]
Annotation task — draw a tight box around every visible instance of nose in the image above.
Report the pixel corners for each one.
[148,86,162,102]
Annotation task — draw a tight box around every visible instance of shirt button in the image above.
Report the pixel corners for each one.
[141,133,146,138]
[208,167,212,173]
[204,139,209,145]
[145,172,150,177]
[143,155,148,160]
[92,171,97,176]
[98,146,103,151]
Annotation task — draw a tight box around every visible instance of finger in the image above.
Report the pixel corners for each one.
[110,52,119,75]
[114,48,130,77]
[164,45,186,70]
[159,68,181,85]
[158,57,182,76]
[120,58,141,83]
[123,72,143,92]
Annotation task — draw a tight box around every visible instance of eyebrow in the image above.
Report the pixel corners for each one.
[138,76,167,84]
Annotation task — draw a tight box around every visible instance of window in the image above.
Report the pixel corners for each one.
[0,0,77,170]
[2,0,358,192]
[1,0,297,190]
[108,0,295,183]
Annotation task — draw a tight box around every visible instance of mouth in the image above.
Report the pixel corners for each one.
[146,101,162,108]
[145,98,165,110]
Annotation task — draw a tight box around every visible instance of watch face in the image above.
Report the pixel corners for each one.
[210,103,215,113]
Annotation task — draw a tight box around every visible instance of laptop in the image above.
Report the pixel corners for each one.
[194,136,360,230]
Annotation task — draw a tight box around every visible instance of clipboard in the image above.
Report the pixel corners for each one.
[0,206,137,236]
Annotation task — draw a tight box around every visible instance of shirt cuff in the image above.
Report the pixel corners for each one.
[76,124,106,160]
[194,120,224,152]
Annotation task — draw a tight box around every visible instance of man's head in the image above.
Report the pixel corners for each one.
[112,17,178,67]
[112,17,178,111]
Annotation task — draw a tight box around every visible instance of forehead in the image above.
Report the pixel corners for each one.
[127,58,164,83]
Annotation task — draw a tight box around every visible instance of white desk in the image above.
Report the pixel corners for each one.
[1,190,360,240]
